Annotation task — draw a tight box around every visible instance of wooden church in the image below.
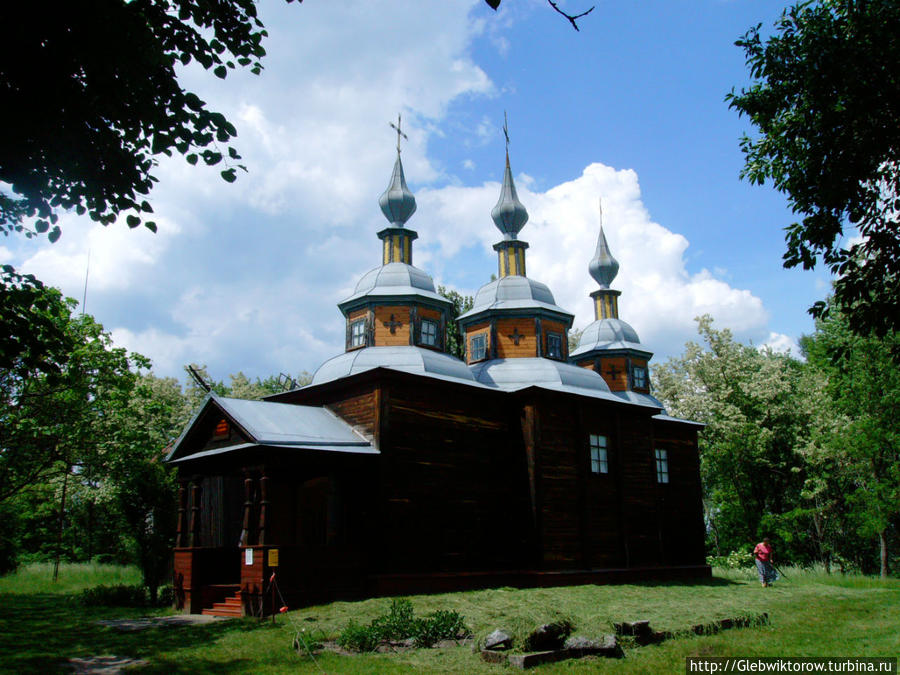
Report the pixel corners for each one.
[166,128,709,616]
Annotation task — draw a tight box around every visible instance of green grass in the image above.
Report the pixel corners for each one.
[0,564,897,674]
[0,561,142,595]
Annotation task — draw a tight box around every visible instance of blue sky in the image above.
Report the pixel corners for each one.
[2,0,831,382]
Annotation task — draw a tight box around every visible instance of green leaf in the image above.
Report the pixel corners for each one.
[126,215,141,228]
[214,65,227,79]
[35,220,49,233]
[186,154,198,166]
[48,227,61,243]
[202,150,222,166]
[220,168,237,183]
[144,221,157,233]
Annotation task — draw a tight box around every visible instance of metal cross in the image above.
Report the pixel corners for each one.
[605,364,621,380]
[383,314,403,334]
[502,110,510,154]
[507,327,524,345]
[389,113,408,154]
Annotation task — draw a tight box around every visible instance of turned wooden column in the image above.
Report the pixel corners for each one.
[189,481,201,548]
[175,481,188,548]
[257,471,269,546]
[240,472,255,546]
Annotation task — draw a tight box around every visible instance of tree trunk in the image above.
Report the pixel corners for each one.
[53,465,70,582]
[879,529,888,579]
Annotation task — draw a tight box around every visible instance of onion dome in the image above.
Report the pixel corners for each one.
[378,154,417,227]
[491,154,529,239]
[588,221,619,289]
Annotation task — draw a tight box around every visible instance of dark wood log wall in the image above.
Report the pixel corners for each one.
[373,381,531,574]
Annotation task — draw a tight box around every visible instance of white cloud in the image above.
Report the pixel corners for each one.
[5,1,789,382]
[761,332,801,358]
[422,162,771,361]
[20,213,183,298]
[10,0,494,379]
[0,246,12,264]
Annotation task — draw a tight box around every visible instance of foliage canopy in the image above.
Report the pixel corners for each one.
[727,0,900,337]
[0,0,279,240]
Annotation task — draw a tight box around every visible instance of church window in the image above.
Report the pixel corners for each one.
[421,319,438,346]
[655,448,669,483]
[632,365,648,389]
[547,332,563,359]
[470,334,487,361]
[589,434,608,474]
[350,319,366,348]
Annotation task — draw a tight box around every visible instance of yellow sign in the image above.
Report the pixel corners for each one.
[267,548,279,567]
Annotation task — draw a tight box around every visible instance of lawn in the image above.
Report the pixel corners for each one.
[0,564,896,674]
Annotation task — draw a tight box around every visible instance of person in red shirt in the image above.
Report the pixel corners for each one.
[753,537,776,587]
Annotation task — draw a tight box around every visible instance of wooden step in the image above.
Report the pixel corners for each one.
[201,591,243,617]
[202,606,242,617]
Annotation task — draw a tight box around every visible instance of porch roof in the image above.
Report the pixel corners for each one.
[166,393,376,463]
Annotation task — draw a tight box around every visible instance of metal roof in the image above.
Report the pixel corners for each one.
[652,413,706,428]
[570,318,651,358]
[467,357,657,406]
[166,394,374,463]
[614,390,666,409]
[338,262,451,311]
[311,346,480,387]
[458,276,574,324]
[214,396,372,447]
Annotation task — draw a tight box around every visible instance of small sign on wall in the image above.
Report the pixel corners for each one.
[244,548,253,566]
[267,548,279,567]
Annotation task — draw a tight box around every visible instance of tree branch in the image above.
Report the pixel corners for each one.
[547,0,595,31]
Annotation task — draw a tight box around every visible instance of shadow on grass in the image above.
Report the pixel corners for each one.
[0,593,261,674]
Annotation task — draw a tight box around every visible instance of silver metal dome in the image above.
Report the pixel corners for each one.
[312,346,477,386]
[491,157,529,239]
[339,262,450,310]
[459,276,571,320]
[378,155,416,227]
[570,318,648,357]
[588,224,619,289]
[469,357,636,403]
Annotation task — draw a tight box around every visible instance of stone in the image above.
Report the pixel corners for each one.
[508,650,571,669]
[564,634,622,658]
[480,649,508,664]
[563,635,602,652]
[484,629,513,650]
[614,619,651,636]
[524,622,571,651]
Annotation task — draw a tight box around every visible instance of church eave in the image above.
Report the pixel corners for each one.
[458,304,574,328]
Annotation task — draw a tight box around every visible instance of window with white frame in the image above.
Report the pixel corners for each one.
[632,364,648,389]
[589,434,609,474]
[547,332,563,359]
[470,334,487,361]
[655,448,669,483]
[421,319,438,346]
[350,319,366,348]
